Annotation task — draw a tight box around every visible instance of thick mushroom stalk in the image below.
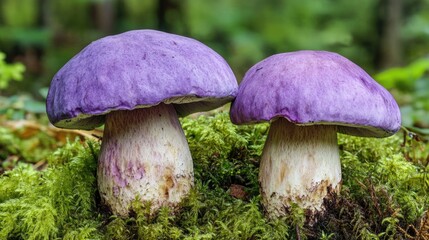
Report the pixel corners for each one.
[259,118,341,219]
[98,103,193,216]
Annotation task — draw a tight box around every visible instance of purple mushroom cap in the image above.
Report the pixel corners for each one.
[47,30,237,130]
[230,50,401,137]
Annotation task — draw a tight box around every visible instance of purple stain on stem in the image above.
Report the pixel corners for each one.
[133,165,145,180]
[101,139,128,187]
[111,162,128,187]
[46,29,238,130]
[127,161,146,180]
[230,50,401,137]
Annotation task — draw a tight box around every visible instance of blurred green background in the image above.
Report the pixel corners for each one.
[0,0,428,133]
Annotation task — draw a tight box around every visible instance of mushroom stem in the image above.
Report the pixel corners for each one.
[98,103,193,216]
[259,118,341,219]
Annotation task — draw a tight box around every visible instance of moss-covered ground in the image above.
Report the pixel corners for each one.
[0,112,428,239]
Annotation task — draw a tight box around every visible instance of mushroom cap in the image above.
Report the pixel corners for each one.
[230,50,401,137]
[47,30,237,130]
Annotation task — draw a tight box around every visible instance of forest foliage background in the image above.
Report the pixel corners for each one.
[1,0,429,130]
[1,0,429,239]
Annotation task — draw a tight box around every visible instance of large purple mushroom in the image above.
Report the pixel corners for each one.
[46,30,237,216]
[230,50,400,220]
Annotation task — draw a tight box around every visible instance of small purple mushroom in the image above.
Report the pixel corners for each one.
[230,50,400,220]
[46,30,237,216]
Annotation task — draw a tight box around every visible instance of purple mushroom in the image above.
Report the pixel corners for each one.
[230,50,400,220]
[46,30,237,216]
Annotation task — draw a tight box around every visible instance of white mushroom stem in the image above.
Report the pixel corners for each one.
[259,118,341,219]
[97,103,193,217]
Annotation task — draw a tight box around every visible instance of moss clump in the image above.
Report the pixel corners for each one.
[312,134,429,239]
[0,140,101,239]
[0,112,428,239]
[182,113,268,195]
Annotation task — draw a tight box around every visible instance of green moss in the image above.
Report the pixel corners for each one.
[0,112,428,239]
[0,139,100,239]
[339,134,429,223]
